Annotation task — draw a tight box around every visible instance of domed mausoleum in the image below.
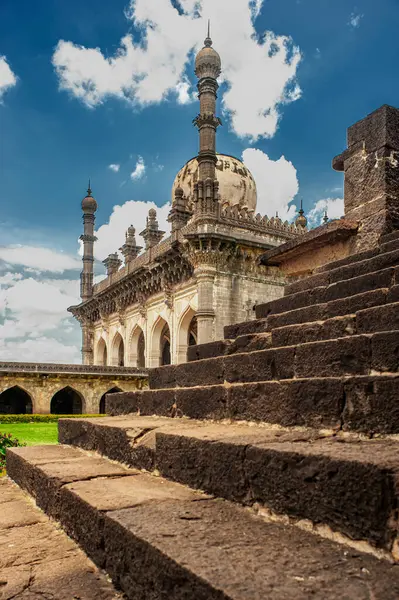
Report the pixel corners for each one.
[172,154,257,212]
[70,29,306,369]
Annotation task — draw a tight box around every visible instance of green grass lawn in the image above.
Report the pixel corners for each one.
[0,423,58,446]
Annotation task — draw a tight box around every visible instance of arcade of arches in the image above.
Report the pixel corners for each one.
[0,369,147,415]
[97,311,198,369]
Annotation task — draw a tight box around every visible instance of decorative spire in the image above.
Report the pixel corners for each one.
[140,208,165,250]
[295,198,308,228]
[205,19,212,47]
[323,210,329,224]
[120,225,142,264]
[103,253,122,277]
[87,179,92,196]
[168,186,192,233]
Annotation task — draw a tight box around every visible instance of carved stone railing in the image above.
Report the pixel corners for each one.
[0,361,148,377]
[219,204,307,237]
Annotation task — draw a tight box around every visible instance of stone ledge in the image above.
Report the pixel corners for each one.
[259,219,359,267]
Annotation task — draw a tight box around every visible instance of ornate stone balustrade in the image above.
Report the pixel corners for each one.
[0,361,148,377]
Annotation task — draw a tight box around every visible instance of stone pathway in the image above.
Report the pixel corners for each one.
[0,477,124,600]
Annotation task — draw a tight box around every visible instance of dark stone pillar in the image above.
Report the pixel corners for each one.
[333,105,399,250]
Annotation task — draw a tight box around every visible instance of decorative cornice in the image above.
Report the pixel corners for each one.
[0,361,148,377]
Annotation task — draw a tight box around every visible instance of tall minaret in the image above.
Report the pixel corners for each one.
[193,22,222,216]
[80,181,97,302]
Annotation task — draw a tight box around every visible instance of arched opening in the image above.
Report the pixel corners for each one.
[160,322,171,366]
[129,326,146,368]
[111,332,125,367]
[176,308,197,364]
[97,338,108,366]
[99,387,123,414]
[0,386,33,414]
[50,387,83,415]
[188,316,198,347]
[150,317,172,367]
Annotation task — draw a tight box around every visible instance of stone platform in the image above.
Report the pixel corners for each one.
[0,478,124,599]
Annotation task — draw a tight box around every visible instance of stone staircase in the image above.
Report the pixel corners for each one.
[6,230,399,599]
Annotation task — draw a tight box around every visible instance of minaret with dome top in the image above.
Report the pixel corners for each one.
[192,22,223,217]
[80,181,97,302]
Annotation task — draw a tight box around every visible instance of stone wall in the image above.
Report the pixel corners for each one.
[0,373,146,414]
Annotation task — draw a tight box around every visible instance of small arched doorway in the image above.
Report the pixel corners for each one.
[99,387,123,414]
[160,322,171,366]
[176,308,197,364]
[97,338,108,366]
[111,332,125,367]
[130,326,146,368]
[0,386,33,414]
[50,387,83,415]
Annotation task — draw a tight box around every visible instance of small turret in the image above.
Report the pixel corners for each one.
[103,253,122,276]
[168,186,192,233]
[140,208,165,250]
[120,225,142,264]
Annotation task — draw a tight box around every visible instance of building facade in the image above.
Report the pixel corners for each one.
[69,32,307,368]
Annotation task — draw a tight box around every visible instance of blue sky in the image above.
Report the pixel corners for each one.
[0,0,397,363]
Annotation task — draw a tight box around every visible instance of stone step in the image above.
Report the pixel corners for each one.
[315,246,397,281]
[106,374,399,434]
[227,290,391,340]
[58,414,399,554]
[381,237,399,254]
[149,332,399,390]
[258,264,397,318]
[380,230,399,244]
[187,333,272,362]
[0,478,122,599]
[7,444,399,599]
[285,249,398,296]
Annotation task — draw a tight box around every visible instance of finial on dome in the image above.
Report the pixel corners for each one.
[204,19,212,47]
[323,209,329,224]
[295,198,308,228]
[87,179,92,196]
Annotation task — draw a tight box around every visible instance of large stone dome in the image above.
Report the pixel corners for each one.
[172,154,257,211]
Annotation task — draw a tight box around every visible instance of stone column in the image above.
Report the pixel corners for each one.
[333,104,399,250]
[81,322,94,366]
[195,267,216,345]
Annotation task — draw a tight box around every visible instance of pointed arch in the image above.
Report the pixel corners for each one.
[150,316,171,367]
[50,386,84,415]
[129,325,146,368]
[96,337,108,366]
[0,386,33,414]
[176,307,197,364]
[111,332,125,367]
[99,386,123,414]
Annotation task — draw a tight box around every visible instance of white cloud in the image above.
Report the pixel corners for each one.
[176,77,195,104]
[348,12,363,28]
[0,56,17,100]
[0,274,81,363]
[95,200,171,261]
[52,0,301,140]
[242,148,299,221]
[0,336,81,364]
[131,156,146,180]
[308,197,344,227]
[0,246,80,273]
[108,163,120,172]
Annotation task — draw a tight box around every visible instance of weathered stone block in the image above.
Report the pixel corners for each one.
[343,376,399,433]
[371,331,399,372]
[272,316,356,348]
[175,385,228,420]
[227,379,344,429]
[224,347,295,383]
[295,337,371,378]
[357,302,399,333]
